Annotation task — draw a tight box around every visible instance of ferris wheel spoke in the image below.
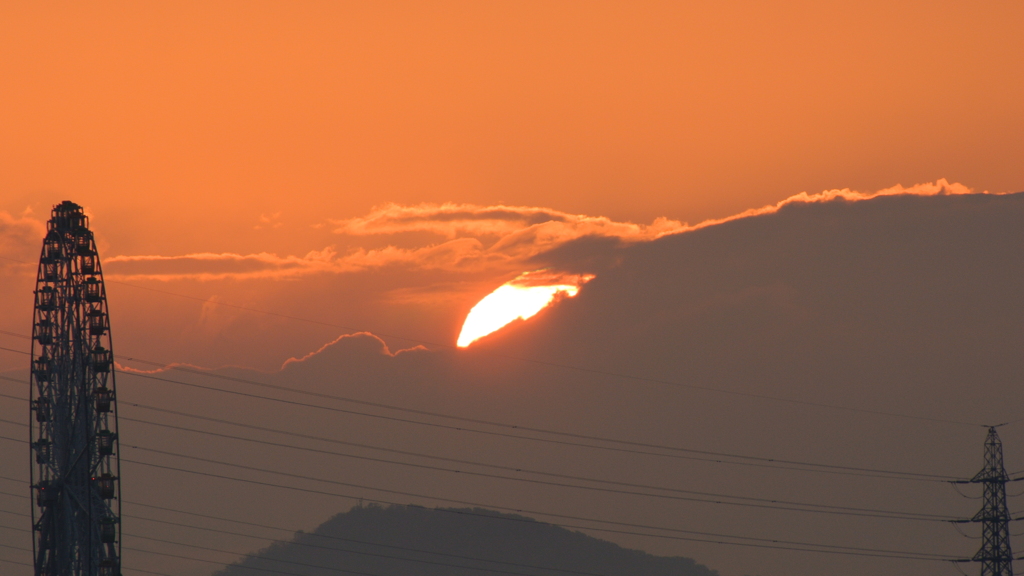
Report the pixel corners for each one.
[29,201,122,576]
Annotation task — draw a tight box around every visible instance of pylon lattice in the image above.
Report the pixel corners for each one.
[959,427,1015,576]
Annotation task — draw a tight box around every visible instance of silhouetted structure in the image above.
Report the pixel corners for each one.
[956,427,1014,576]
[30,201,122,576]
[215,504,719,576]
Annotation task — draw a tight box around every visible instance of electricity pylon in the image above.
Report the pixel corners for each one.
[955,427,1014,576]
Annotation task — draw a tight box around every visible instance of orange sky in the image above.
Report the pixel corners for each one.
[1,1,1023,371]
[1,1,1022,257]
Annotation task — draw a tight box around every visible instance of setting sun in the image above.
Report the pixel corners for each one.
[457,271,594,347]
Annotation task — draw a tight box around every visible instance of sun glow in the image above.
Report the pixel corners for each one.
[457,271,594,347]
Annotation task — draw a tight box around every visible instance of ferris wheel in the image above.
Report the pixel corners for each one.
[30,201,122,576]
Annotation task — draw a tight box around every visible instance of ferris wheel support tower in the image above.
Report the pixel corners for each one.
[30,201,122,576]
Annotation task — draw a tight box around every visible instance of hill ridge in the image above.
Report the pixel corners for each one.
[214,504,719,576]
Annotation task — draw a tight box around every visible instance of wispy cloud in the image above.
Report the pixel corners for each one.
[104,248,344,281]
[332,202,683,240]
[104,205,684,281]
[280,332,426,369]
[101,180,989,282]
[0,210,46,273]
[686,179,980,232]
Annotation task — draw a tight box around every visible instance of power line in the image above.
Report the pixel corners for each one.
[0,341,963,483]
[0,467,962,564]
[1,401,965,534]
[0,255,991,569]
[0,514,973,567]
[0,385,967,524]
[119,568,176,576]
[3,494,786,576]
[0,368,959,486]
[0,272,987,430]
[1,422,969,568]
[128,541,395,576]
[124,515,961,565]
[124,514,615,576]
[122,416,953,504]
[0,375,966,561]
[0,374,963,487]
[0,553,30,565]
[124,443,961,521]
[79,285,996,428]
[128,530,555,576]
[0,336,974,565]
[120,403,956,483]
[0,471,972,563]
[22,413,875,511]
[0,488,962,566]
[115,362,963,482]
[0,410,963,513]
[0,521,317,576]
[14,486,933,576]
[2,427,956,524]
[120,501,962,562]
[0,516,584,576]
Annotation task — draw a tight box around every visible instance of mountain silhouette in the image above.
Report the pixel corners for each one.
[213,504,719,576]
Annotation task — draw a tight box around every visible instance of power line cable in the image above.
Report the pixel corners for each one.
[0,497,710,576]
[0,393,958,487]
[0,270,983,565]
[6,495,929,576]
[0,519,578,576]
[115,362,963,481]
[0,469,962,564]
[0,271,987,429]
[0,499,965,565]
[0,344,974,561]
[0,343,963,482]
[0,472,967,562]
[125,516,958,561]
[119,428,966,521]
[117,500,960,562]
[0,391,965,520]
[0,517,976,567]
[0,387,970,565]
[0,412,963,510]
[0,439,962,556]
[118,403,957,483]
[24,475,973,573]
[0,521,316,576]
[124,514,617,576]
[1,371,962,490]
[0,370,961,488]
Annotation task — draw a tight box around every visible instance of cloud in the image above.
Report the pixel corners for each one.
[104,206,684,281]
[331,202,683,240]
[102,241,502,281]
[112,360,214,375]
[104,248,346,281]
[100,180,988,282]
[0,210,46,274]
[255,212,283,230]
[281,332,426,369]
[685,178,980,233]
[506,269,595,289]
